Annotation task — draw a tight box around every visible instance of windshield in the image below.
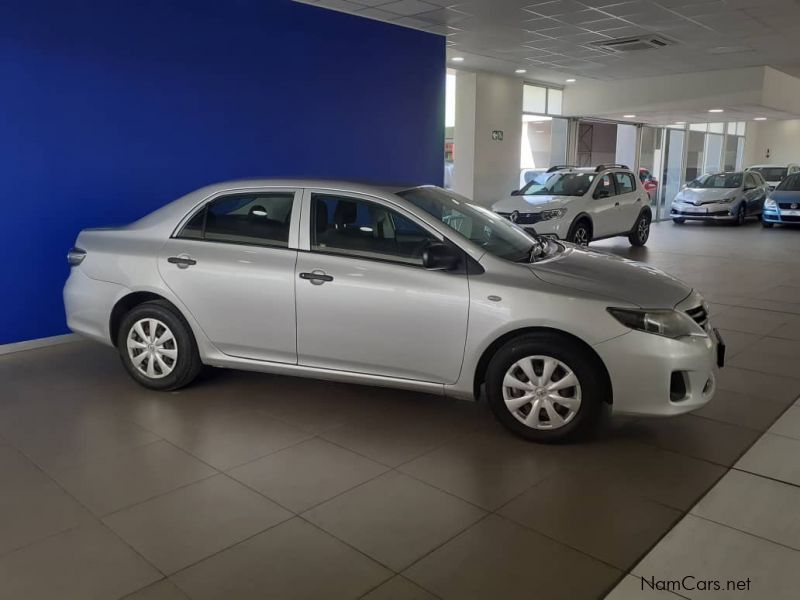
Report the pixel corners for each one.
[776,173,800,192]
[520,172,595,196]
[518,172,552,194]
[689,173,742,189]
[397,187,544,262]
[750,167,787,182]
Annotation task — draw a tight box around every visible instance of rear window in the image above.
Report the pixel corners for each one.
[750,167,788,181]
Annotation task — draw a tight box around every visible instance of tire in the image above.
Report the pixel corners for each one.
[567,218,592,246]
[485,332,608,443]
[672,218,685,224]
[117,300,202,391]
[734,203,746,226]
[762,221,774,228]
[628,211,651,246]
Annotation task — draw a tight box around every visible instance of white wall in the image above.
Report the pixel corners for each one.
[743,119,800,166]
[450,70,523,205]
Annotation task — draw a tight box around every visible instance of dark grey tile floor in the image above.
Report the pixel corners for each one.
[2,221,800,600]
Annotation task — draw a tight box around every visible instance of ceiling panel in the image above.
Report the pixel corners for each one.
[296,0,800,82]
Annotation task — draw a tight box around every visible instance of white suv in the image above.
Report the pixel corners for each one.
[492,165,652,247]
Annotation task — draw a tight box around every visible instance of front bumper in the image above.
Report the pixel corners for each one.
[593,327,720,417]
[763,207,800,224]
[670,201,738,221]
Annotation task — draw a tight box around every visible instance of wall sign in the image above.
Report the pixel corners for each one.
[491,130,504,141]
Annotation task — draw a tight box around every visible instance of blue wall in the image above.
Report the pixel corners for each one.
[0,0,445,344]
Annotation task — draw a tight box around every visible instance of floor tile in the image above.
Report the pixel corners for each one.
[104,474,292,573]
[362,576,438,600]
[123,579,190,600]
[715,366,800,405]
[499,471,681,569]
[171,518,390,600]
[692,388,788,432]
[711,306,788,336]
[159,412,312,470]
[0,446,93,555]
[634,515,800,600]
[735,432,800,486]
[53,440,216,516]
[0,522,160,600]
[605,575,688,599]
[228,437,388,512]
[404,515,620,600]
[714,329,762,359]
[304,471,485,571]
[767,405,800,440]
[398,426,560,510]
[692,469,800,551]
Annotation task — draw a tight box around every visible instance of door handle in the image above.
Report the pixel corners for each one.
[167,255,197,269]
[299,270,334,285]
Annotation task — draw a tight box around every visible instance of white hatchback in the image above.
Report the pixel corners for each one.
[493,165,652,247]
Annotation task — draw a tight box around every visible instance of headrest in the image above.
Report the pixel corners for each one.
[334,200,357,225]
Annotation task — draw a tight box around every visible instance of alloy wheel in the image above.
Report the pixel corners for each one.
[502,355,582,430]
[573,227,588,246]
[126,318,178,379]
[638,215,650,243]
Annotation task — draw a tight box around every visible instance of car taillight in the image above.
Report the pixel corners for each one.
[67,247,86,266]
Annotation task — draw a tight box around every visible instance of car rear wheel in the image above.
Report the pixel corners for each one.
[118,300,201,391]
[628,211,651,246]
[485,332,607,442]
[568,219,592,246]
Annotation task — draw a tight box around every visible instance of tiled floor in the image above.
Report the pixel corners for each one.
[1,221,800,599]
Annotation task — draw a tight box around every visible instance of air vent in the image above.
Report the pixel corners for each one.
[592,35,676,53]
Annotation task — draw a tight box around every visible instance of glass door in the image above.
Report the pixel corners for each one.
[660,128,686,220]
[638,126,664,217]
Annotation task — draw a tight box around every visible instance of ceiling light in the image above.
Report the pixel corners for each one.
[674,121,686,125]
[451,56,464,62]
[754,117,767,121]
[565,78,576,83]
[515,69,527,74]
[708,108,724,113]
[623,114,636,118]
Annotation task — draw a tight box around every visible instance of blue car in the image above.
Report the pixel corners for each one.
[763,172,800,227]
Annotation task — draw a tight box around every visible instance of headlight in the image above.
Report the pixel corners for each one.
[607,307,705,339]
[717,195,737,203]
[538,208,567,221]
[765,198,777,209]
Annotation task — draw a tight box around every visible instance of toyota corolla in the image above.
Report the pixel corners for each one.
[64,180,724,442]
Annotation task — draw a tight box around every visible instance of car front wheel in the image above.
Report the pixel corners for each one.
[568,219,592,246]
[117,300,202,391]
[485,332,607,442]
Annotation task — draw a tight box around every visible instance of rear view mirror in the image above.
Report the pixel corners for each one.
[422,243,460,271]
[511,189,522,196]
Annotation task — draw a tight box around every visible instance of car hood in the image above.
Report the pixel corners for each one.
[492,194,569,212]
[770,191,800,203]
[675,188,738,204]
[531,247,692,308]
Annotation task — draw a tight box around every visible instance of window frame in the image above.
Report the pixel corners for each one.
[591,173,619,199]
[298,189,446,269]
[612,171,636,195]
[172,187,302,250]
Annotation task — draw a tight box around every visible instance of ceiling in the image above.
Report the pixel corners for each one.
[296,0,800,83]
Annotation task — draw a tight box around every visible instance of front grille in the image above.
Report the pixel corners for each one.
[672,210,730,217]
[685,304,709,328]
[497,212,543,225]
[780,215,800,222]
[777,202,798,209]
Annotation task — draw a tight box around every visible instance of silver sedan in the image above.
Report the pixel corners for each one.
[670,171,768,225]
[64,180,723,442]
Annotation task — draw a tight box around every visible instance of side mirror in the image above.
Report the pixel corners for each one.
[422,243,461,271]
[511,189,522,196]
[594,189,611,199]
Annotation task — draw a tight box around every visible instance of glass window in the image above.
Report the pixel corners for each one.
[547,88,563,115]
[398,187,540,263]
[689,123,707,132]
[594,174,616,197]
[708,122,724,134]
[311,194,438,265]
[523,85,546,113]
[689,173,743,189]
[736,121,746,136]
[777,173,800,191]
[727,122,736,135]
[749,166,788,181]
[613,172,636,194]
[521,171,596,196]
[178,192,294,246]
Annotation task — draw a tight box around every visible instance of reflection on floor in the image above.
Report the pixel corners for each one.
[1,220,799,599]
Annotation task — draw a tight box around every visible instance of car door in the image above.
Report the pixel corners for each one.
[294,190,469,383]
[613,171,644,229]
[587,173,619,237]
[743,173,763,213]
[158,189,300,363]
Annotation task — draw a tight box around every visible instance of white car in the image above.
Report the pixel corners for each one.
[746,164,800,190]
[493,165,652,247]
